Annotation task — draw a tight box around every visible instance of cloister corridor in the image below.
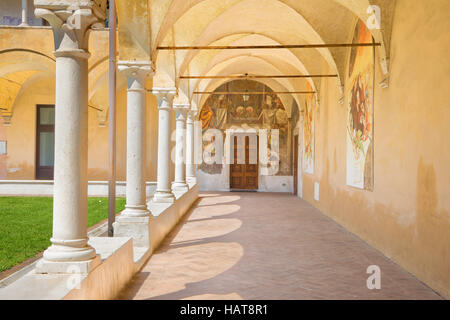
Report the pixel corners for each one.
[118,193,441,300]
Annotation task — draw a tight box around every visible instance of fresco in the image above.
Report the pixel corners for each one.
[346,20,374,190]
[303,82,315,175]
[198,80,292,176]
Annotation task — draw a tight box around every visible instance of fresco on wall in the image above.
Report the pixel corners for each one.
[303,82,315,175]
[346,20,374,190]
[198,80,292,176]
[290,100,299,175]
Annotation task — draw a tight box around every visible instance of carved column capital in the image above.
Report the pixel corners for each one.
[118,61,154,79]
[173,104,190,121]
[188,109,198,119]
[152,87,177,110]
[118,61,153,92]
[34,0,106,56]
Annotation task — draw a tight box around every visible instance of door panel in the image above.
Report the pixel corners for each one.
[230,136,245,189]
[244,136,258,189]
[230,135,259,190]
[36,105,55,180]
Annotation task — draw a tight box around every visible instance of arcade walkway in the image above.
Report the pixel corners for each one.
[118,193,441,300]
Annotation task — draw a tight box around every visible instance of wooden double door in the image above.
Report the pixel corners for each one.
[230,135,259,190]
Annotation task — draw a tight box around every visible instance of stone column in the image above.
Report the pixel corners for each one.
[34,2,105,273]
[152,88,176,203]
[186,109,197,184]
[118,61,152,217]
[20,0,29,26]
[172,104,189,193]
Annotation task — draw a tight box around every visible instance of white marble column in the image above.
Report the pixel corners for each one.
[172,104,189,193]
[34,2,105,273]
[20,0,29,26]
[152,88,176,203]
[119,61,152,217]
[186,109,197,184]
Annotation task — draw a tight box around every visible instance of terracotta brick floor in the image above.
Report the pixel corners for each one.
[117,192,442,300]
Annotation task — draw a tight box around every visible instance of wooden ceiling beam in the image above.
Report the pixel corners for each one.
[180,74,337,79]
[158,43,380,50]
[193,91,315,95]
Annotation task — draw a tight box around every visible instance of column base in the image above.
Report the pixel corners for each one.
[122,204,151,217]
[113,215,153,248]
[35,255,101,274]
[152,190,176,203]
[172,182,189,193]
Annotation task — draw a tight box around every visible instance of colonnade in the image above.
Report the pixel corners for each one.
[33,3,196,273]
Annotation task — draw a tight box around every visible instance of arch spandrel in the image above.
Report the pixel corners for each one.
[116,0,151,61]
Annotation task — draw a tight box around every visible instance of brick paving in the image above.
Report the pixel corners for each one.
[118,192,442,300]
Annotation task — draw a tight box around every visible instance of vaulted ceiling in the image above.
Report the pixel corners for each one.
[116,0,396,112]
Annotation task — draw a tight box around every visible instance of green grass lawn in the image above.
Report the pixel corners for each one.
[0,197,126,273]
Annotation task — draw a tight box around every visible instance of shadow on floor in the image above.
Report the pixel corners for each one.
[117,192,442,300]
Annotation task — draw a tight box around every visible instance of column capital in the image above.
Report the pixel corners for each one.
[119,61,153,92]
[152,87,177,110]
[188,109,198,118]
[34,0,107,57]
[118,60,154,80]
[187,109,198,124]
[173,103,190,121]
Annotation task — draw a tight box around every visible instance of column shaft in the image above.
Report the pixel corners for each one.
[172,105,189,192]
[186,110,197,182]
[39,52,98,268]
[34,2,105,273]
[122,66,150,216]
[152,88,176,203]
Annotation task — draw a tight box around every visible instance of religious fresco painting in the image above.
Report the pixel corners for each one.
[346,20,374,190]
[198,80,292,176]
[303,82,315,175]
[290,100,299,174]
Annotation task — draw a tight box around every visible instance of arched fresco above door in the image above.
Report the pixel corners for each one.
[198,80,295,178]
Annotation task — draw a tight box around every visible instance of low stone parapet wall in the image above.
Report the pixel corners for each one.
[0,180,157,197]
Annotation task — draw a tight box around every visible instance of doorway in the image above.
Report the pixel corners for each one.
[230,135,259,190]
[35,105,55,180]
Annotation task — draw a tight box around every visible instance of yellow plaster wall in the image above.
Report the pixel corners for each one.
[5,76,54,179]
[301,0,450,298]
[87,86,160,182]
[0,27,162,183]
[3,82,161,182]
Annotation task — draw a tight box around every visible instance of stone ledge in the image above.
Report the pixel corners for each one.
[0,180,157,197]
[0,237,133,300]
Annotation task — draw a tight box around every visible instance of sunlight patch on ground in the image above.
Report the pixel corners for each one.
[182,292,243,300]
[189,204,241,220]
[198,195,241,206]
[171,218,242,245]
[130,242,244,299]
